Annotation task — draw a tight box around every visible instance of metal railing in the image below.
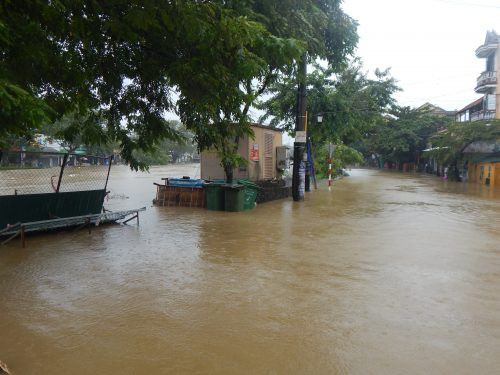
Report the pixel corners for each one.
[0,151,113,196]
[470,110,496,122]
[476,71,497,89]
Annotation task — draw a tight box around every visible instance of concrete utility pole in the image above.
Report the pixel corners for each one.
[305,111,310,193]
[328,143,334,191]
[292,53,307,201]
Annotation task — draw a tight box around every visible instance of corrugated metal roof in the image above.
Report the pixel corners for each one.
[478,155,500,163]
[458,97,483,113]
[466,152,500,163]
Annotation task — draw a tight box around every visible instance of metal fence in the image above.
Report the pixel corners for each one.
[0,151,113,196]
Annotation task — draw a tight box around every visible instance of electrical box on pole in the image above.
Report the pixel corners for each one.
[276,146,292,171]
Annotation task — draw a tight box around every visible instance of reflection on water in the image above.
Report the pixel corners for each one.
[1,166,500,374]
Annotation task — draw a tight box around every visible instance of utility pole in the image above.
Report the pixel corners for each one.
[328,143,334,191]
[292,53,307,201]
[305,111,310,192]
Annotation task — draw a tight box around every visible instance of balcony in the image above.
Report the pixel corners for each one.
[476,42,498,58]
[475,71,497,93]
[470,110,496,122]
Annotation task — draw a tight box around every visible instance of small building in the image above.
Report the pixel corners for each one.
[201,124,286,181]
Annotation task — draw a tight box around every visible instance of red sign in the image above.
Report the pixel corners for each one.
[250,144,259,161]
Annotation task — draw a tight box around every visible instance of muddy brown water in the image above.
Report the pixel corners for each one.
[1,166,500,374]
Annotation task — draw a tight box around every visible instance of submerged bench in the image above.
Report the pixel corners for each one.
[0,207,146,247]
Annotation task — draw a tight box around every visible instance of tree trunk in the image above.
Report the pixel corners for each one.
[452,160,461,182]
[223,162,233,184]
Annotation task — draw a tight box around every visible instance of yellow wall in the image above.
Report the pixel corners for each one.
[469,162,500,188]
[200,126,282,181]
[495,164,500,187]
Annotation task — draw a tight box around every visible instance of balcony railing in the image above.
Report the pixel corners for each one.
[470,110,496,122]
[475,71,497,92]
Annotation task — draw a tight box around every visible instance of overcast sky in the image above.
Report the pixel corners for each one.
[342,0,500,111]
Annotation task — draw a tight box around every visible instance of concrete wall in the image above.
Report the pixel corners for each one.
[201,126,282,181]
[200,136,249,181]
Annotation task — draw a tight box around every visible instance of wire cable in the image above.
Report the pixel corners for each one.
[429,0,500,8]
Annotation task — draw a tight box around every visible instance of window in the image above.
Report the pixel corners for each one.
[486,53,495,72]
[264,133,274,179]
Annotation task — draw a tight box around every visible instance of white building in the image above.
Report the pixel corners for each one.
[457,30,500,122]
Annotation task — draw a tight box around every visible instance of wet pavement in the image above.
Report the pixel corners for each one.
[0,166,499,374]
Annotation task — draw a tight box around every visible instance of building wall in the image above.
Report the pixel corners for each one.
[497,44,500,119]
[468,161,500,188]
[200,126,282,181]
[246,127,283,181]
[200,136,249,181]
[496,163,500,187]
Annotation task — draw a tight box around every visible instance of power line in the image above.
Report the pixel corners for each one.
[430,0,500,9]
[398,89,474,102]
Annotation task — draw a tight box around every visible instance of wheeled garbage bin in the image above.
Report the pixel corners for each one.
[205,182,225,211]
[222,184,245,212]
[237,179,261,210]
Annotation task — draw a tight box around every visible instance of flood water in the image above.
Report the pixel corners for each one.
[1,166,500,374]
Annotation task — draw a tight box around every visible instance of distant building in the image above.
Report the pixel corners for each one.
[417,102,455,118]
[456,30,499,122]
[454,30,500,187]
[418,103,455,175]
[34,134,65,152]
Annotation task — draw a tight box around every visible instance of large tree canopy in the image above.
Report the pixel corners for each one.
[363,106,452,167]
[259,62,398,143]
[1,0,357,171]
[258,61,398,178]
[180,0,358,180]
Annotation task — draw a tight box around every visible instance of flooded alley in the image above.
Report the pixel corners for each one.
[1,167,500,374]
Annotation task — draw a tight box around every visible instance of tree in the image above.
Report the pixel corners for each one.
[0,1,291,170]
[363,106,451,169]
[1,0,358,180]
[313,143,363,178]
[181,0,358,182]
[259,61,399,175]
[261,62,398,138]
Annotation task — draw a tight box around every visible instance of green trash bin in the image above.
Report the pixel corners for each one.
[205,183,225,211]
[222,184,245,212]
[237,179,262,210]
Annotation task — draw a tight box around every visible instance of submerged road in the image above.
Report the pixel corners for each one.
[1,167,500,374]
